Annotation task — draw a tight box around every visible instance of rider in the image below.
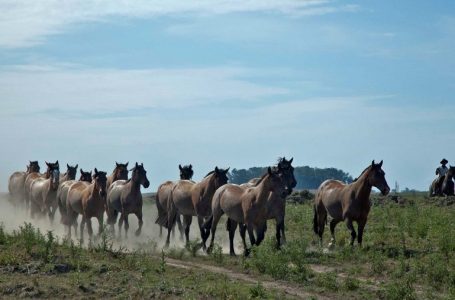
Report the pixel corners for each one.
[435,158,449,194]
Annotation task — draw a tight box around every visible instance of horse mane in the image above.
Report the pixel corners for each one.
[204,170,215,178]
[353,165,372,182]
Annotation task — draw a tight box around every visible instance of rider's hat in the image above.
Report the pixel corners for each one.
[441,158,448,165]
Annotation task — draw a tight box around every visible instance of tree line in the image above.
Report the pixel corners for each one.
[228,165,353,190]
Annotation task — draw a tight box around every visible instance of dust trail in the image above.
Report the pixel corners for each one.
[0,194,242,255]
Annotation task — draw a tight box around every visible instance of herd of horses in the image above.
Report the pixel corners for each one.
[7,158,391,255]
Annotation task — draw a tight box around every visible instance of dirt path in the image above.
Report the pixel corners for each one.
[163,257,333,300]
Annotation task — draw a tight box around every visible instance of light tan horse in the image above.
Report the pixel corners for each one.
[107,162,129,190]
[66,169,107,240]
[24,161,57,212]
[155,164,194,238]
[162,166,229,248]
[313,160,390,247]
[8,161,40,208]
[57,169,92,227]
[239,157,297,248]
[207,167,288,256]
[29,162,60,222]
[106,163,150,237]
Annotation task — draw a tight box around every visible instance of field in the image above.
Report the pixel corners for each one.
[0,192,454,299]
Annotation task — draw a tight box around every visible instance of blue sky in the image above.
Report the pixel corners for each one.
[1,0,454,191]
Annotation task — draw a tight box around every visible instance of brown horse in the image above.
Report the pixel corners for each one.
[60,164,78,182]
[25,161,57,211]
[8,161,40,208]
[156,164,194,238]
[161,166,229,248]
[29,162,60,222]
[107,162,129,190]
[313,160,390,247]
[207,167,288,256]
[57,169,92,227]
[441,166,455,196]
[239,157,297,248]
[106,163,150,237]
[66,169,107,240]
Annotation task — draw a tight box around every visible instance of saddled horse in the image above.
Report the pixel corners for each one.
[239,157,297,248]
[29,162,60,222]
[161,166,229,248]
[66,169,107,240]
[107,163,150,237]
[207,167,288,256]
[430,166,455,197]
[60,164,78,182]
[441,166,455,196]
[107,162,129,190]
[313,160,390,247]
[8,161,40,208]
[57,169,92,227]
[156,164,194,239]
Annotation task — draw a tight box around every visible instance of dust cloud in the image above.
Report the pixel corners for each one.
[0,194,242,255]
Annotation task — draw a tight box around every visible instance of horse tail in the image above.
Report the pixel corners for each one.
[154,188,165,224]
[313,204,319,235]
[226,218,232,231]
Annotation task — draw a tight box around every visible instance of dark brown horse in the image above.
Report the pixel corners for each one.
[29,162,60,222]
[107,163,150,237]
[156,164,194,238]
[208,167,288,256]
[313,160,390,247]
[8,161,40,208]
[57,169,92,227]
[60,164,78,182]
[66,169,107,240]
[161,167,229,248]
[107,162,129,190]
[441,166,455,196]
[430,166,455,197]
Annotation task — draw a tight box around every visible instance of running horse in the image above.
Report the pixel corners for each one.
[161,166,229,248]
[106,163,150,237]
[29,162,60,222]
[60,164,78,182]
[66,168,107,240]
[207,167,288,256]
[313,160,390,247]
[155,164,194,238]
[441,166,455,196]
[8,161,40,208]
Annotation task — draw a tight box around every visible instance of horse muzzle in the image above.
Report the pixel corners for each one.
[143,180,150,189]
[381,187,390,196]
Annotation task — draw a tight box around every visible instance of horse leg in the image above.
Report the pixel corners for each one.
[239,224,248,256]
[183,215,193,246]
[357,219,367,246]
[123,213,130,239]
[346,218,357,246]
[247,223,256,249]
[328,219,341,248]
[197,216,208,251]
[176,215,184,241]
[207,211,223,254]
[317,208,327,245]
[80,216,86,241]
[98,214,104,236]
[86,217,93,240]
[118,213,124,239]
[227,219,238,256]
[134,210,143,237]
[255,222,266,246]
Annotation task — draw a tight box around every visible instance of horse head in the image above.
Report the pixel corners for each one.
[266,167,288,198]
[277,156,297,194]
[93,168,107,198]
[211,166,229,188]
[28,161,40,173]
[113,161,129,181]
[367,160,390,196]
[66,163,78,180]
[179,164,194,180]
[48,162,60,190]
[79,169,93,182]
[131,162,150,188]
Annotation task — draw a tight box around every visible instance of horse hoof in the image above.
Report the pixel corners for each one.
[135,230,141,237]
[244,249,251,257]
[229,251,236,257]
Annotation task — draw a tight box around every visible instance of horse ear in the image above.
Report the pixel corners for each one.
[215,166,219,173]
[268,167,272,175]
[80,168,83,173]
[75,164,78,169]
[179,164,183,171]
[224,167,230,173]
[126,162,129,167]
[67,163,70,168]
[55,160,59,165]
[94,168,98,174]
[371,160,375,167]
[378,160,383,168]
[189,164,192,169]
[289,157,293,164]
[135,162,139,167]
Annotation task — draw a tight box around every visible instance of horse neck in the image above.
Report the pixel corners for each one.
[254,175,274,205]
[351,169,372,200]
[90,182,101,200]
[128,176,141,193]
[197,175,216,198]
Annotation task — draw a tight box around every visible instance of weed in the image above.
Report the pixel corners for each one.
[249,282,266,299]
[210,243,224,265]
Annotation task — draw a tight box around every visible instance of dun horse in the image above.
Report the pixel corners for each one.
[240,157,297,248]
[60,164,78,182]
[107,162,129,190]
[107,163,150,237]
[57,169,92,227]
[161,167,229,248]
[313,160,390,247]
[8,161,40,208]
[24,161,57,211]
[207,167,288,256]
[156,164,194,238]
[29,162,60,222]
[430,166,455,197]
[66,169,107,239]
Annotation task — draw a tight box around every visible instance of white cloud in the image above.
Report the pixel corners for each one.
[0,0,357,48]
